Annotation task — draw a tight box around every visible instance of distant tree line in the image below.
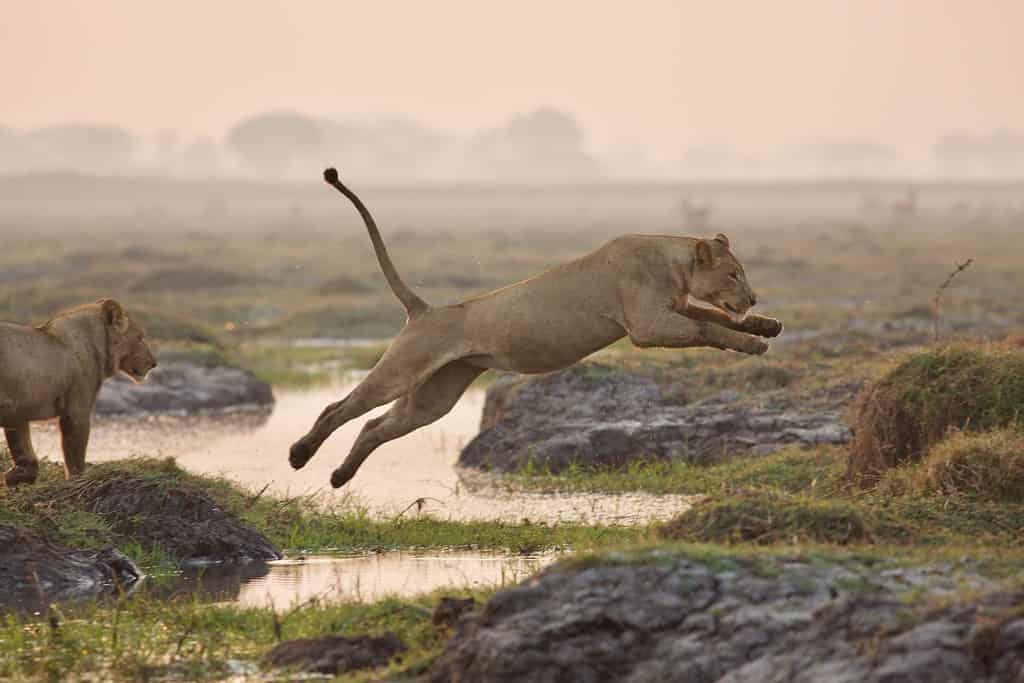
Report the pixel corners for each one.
[1,113,1022,180]
[0,108,600,183]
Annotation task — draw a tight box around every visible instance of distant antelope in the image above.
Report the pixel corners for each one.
[890,188,917,222]
[680,195,714,230]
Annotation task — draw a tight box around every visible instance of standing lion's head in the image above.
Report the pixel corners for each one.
[100,299,157,382]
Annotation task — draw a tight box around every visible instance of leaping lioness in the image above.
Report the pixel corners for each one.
[291,168,783,488]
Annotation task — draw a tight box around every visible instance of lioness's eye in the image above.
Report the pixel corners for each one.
[729,273,740,280]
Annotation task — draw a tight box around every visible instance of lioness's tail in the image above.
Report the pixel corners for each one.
[322,167,429,317]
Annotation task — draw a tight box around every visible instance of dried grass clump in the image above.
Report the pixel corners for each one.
[914,429,1024,502]
[849,345,1024,484]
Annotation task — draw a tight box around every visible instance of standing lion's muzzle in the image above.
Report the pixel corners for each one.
[127,358,157,383]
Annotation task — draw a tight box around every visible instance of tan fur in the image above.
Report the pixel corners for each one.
[0,299,157,486]
[292,169,783,488]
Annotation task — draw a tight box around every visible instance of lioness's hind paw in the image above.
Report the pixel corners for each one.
[330,467,355,489]
[289,441,313,470]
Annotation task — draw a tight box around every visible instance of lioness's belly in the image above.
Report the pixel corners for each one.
[465,309,626,374]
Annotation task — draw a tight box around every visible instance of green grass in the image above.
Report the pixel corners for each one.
[0,587,478,682]
[653,488,1024,547]
[228,342,387,387]
[0,457,647,567]
[504,434,1024,549]
[505,446,848,496]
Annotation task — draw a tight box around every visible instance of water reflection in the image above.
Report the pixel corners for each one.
[162,552,553,609]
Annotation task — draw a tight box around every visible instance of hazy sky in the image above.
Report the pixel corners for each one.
[2,0,1022,156]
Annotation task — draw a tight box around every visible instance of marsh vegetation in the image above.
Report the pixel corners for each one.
[1,177,1023,679]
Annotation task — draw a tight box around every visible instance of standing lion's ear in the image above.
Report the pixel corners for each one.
[714,233,730,248]
[99,298,129,333]
[695,240,713,266]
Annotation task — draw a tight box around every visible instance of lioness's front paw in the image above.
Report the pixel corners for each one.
[745,315,784,338]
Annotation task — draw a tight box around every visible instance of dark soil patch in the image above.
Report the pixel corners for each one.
[849,345,1024,484]
[265,633,405,675]
[130,266,264,292]
[432,596,478,627]
[315,274,376,295]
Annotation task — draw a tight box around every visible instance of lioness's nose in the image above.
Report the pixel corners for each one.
[750,293,758,306]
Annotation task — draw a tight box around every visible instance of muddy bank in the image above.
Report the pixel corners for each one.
[0,526,140,610]
[4,460,281,566]
[58,464,281,564]
[96,352,273,417]
[459,365,851,473]
[426,550,1021,683]
[0,461,281,608]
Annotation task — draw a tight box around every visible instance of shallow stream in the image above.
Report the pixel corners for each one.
[33,379,693,525]
[29,377,692,605]
[156,551,553,609]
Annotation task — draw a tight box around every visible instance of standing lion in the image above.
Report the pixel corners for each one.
[0,298,157,486]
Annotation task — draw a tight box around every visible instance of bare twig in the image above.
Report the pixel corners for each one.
[31,569,60,633]
[932,259,973,342]
[393,496,444,520]
[111,594,123,652]
[271,585,337,642]
[173,615,197,658]
[244,483,270,509]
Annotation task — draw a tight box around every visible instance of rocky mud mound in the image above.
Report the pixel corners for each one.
[42,462,281,564]
[426,550,1023,683]
[0,525,140,610]
[459,365,851,473]
[97,353,274,417]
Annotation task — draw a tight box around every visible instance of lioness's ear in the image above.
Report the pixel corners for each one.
[100,298,129,333]
[714,233,730,248]
[695,239,713,266]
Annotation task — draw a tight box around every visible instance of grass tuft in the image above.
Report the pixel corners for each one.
[507,447,847,497]
[656,490,891,545]
[910,428,1024,502]
[849,345,1024,483]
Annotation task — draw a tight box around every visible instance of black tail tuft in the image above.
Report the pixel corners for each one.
[320,165,429,317]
